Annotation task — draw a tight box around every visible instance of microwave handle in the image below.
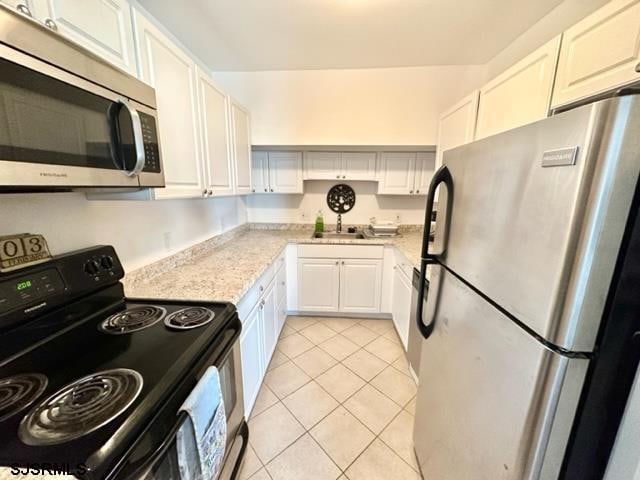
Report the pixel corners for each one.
[120,101,146,177]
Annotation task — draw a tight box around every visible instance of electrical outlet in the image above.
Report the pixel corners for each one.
[163,232,172,251]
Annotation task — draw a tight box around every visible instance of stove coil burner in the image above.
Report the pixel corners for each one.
[18,368,143,446]
[164,307,215,330]
[100,305,167,334]
[0,374,48,423]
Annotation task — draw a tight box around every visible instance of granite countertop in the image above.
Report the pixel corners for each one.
[123,225,425,305]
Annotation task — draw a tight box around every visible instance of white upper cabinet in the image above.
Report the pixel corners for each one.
[377,152,416,195]
[4,0,136,75]
[475,35,561,140]
[377,152,433,195]
[268,152,303,194]
[251,151,303,194]
[134,9,204,199]
[230,99,252,195]
[197,69,234,197]
[251,151,270,194]
[435,90,480,169]
[414,152,436,195]
[341,152,376,181]
[552,0,640,108]
[47,0,137,74]
[304,152,342,180]
[305,151,376,181]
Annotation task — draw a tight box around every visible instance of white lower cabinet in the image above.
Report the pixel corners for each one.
[238,251,287,415]
[240,302,264,415]
[391,266,412,351]
[297,259,341,312]
[261,281,278,365]
[339,259,382,313]
[297,253,383,314]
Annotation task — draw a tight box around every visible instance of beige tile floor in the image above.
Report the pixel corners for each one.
[239,316,422,480]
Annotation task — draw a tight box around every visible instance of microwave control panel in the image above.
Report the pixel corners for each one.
[140,112,161,173]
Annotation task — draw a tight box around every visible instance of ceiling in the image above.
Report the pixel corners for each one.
[137,0,567,71]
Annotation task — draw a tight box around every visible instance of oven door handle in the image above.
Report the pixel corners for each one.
[124,410,188,479]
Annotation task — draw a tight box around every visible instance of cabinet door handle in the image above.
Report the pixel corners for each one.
[44,18,58,31]
[636,62,640,73]
[409,190,414,194]
[341,261,345,265]
[259,286,264,292]
[416,189,420,194]
[202,189,208,196]
[270,188,274,192]
[208,189,213,195]
[335,261,339,265]
[16,3,32,16]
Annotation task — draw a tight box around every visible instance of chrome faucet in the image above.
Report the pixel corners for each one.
[336,214,342,233]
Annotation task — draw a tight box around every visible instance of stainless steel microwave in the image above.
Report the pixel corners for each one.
[0,5,164,191]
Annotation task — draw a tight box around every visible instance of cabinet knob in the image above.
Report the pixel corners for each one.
[342,260,345,265]
[270,188,274,192]
[44,18,58,31]
[342,175,346,179]
[636,62,640,73]
[15,3,32,16]
[208,189,213,195]
[264,188,267,192]
[416,189,420,194]
[259,286,264,292]
[409,190,414,194]
[252,188,255,192]
[336,175,340,179]
[202,189,208,196]
[335,261,339,265]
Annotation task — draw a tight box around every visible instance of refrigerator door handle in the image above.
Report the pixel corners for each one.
[416,165,453,339]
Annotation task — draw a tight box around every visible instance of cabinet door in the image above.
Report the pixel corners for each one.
[251,151,269,194]
[297,259,340,312]
[435,90,480,169]
[268,152,303,194]
[552,0,640,108]
[304,151,342,180]
[261,282,278,365]
[240,304,264,415]
[413,152,436,196]
[134,10,204,199]
[377,152,416,195]
[230,100,252,194]
[198,69,233,196]
[339,259,382,314]
[47,0,136,75]
[392,267,412,351]
[475,36,561,140]
[342,152,376,181]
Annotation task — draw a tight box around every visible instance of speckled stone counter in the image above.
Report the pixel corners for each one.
[123,224,425,304]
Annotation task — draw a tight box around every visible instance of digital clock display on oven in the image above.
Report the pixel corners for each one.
[16,280,33,291]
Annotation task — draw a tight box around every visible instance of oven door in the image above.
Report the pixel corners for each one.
[0,44,163,190]
[114,318,246,480]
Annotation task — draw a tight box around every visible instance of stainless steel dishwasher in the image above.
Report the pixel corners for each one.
[408,267,427,377]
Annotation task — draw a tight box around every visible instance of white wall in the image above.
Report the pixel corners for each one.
[0,194,247,271]
[214,65,484,146]
[247,180,426,225]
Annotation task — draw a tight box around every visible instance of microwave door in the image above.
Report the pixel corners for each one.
[0,50,140,189]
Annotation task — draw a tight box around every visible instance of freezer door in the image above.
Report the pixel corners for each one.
[413,266,588,480]
[438,94,640,351]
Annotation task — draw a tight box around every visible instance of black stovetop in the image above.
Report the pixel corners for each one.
[0,277,236,478]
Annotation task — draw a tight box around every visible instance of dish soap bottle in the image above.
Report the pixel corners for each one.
[314,210,324,233]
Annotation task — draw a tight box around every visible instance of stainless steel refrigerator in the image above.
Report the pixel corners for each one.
[413,93,640,480]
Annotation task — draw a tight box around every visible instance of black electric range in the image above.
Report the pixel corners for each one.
[0,246,245,479]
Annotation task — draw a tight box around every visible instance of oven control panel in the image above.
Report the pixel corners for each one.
[0,246,124,331]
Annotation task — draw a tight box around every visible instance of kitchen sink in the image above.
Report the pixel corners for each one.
[312,232,365,239]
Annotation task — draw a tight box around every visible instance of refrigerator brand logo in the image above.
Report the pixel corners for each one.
[541,147,578,167]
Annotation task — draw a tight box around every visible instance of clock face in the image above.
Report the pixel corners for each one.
[326,184,356,214]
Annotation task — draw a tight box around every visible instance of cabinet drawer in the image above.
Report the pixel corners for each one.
[237,262,276,321]
[297,244,384,259]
